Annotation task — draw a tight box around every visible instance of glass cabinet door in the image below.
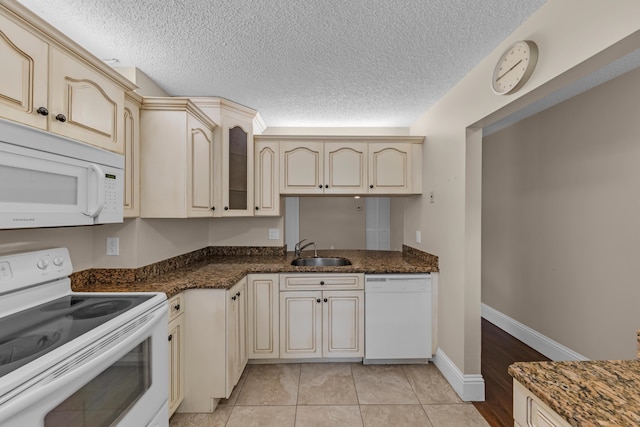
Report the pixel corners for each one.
[228,126,248,211]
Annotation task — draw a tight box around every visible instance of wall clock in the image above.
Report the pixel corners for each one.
[491,40,538,95]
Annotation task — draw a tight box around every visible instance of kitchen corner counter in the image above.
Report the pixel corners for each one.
[71,249,438,298]
[509,359,640,426]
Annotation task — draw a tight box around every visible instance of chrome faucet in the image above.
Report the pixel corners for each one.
[294,239,317,258]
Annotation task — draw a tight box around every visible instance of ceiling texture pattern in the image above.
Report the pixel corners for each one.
[17,0,546,127]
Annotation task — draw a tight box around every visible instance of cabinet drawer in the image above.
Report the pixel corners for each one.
[280,274,363,291]
[168,293,184,321]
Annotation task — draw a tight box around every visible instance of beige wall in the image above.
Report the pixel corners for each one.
[299,197,366,250]
[209,216,284,247]
[482,67,640,360]
[408,0,640,380]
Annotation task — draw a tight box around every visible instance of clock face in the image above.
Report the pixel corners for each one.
[492,41,538,95]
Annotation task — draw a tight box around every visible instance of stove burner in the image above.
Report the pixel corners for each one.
[0,331,62,366]
[40,296,87,312]
[67,300,133,320]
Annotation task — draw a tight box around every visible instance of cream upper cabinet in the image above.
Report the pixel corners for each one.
[368,143,411,194]
[140,98,216,218]
[49,48,125,153]
[254,141,280,216]
[0,3,135,153]
[267,136,423,195]
[123,92,141,217]
[280,141,324,194]
[325,142,368,194]
[247,274,279,359]
[189,97,257,217]
[0,12,48,129]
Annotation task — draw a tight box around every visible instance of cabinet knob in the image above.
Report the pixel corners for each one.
[316,298,321,303]
[174,304,180,311]
[36,107,49,116]
[318,185,323,189]
[236,292,241,297]
[168,334,173,342]
[324,298,328,303]
[211,206,215,211]
[232,295,237,301]
[55,113,67,123]
[325,185,329,188]
[224,206,229,211]
[369,184,374,189]
[320,281,325,285]
[255,206,259,210]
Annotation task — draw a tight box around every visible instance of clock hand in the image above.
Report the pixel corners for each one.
[496,59,523,82]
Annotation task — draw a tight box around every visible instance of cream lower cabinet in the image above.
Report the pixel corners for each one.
[140,98,217,218]
[168,293,185,416]
[247,274,280,358]
[279,274,364,359]
[180,279,247,413]
[513,380,571,427]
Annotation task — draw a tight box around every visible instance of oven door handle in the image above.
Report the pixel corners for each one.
[84,163,105,218]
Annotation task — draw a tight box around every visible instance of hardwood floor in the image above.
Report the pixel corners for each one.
[473,318,550,427]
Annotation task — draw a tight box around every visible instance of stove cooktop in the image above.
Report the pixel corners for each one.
[0,294,153,378]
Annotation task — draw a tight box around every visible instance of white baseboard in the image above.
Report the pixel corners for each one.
[481,303,587,361]
[432,347,485,402]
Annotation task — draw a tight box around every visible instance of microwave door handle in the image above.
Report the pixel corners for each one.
[84,163,105,218]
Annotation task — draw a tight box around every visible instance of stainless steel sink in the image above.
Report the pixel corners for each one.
[290,257,352,267]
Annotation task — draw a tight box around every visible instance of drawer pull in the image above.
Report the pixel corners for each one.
[168,334,173,342]
[174,304,180,311]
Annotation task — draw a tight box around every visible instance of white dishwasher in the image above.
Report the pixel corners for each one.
[364,274,432,363]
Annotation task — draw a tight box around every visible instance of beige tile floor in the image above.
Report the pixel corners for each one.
[169,363,489,427]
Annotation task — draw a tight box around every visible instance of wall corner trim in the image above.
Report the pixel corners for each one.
[432,348,485,402]
[481,303,588,362]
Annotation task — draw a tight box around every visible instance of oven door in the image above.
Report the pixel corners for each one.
[0,141,107,229]
[0,303,168,427]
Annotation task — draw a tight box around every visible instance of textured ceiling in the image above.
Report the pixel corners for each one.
[17,0,546,128]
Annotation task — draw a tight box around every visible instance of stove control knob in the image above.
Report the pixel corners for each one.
[53,257,64,267]
[37,259,49,270]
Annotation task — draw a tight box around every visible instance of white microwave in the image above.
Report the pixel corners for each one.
[0,119,124,229]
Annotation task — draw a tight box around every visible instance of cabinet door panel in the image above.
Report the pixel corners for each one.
[220,111,254,216]
[254,142,280,216]
[280,142,323,194]
[0,14,48,129]
[168,314,185,416]
[368,143,411,194]
[248,275,279,358]
[280,291,322,358]
[49,48,124,153]
[188,115,213,216]
[123,96,140,217]
[325,143,367,194]
[323,291,364,357]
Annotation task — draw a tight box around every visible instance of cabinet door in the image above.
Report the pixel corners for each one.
[226,278,247,396]
[123,94,140,217]
[0,14,48,129]
[322,291,364,357]
[280,142,324,194]
[187,113,214,217]
[324,142,368,194]
[247,274,279,359]
[280,291,322,358]
[49,47,125,153]
[221,111,254,216]
[368,143,411,194]
[254,141,280,216]
[168,313,185,416]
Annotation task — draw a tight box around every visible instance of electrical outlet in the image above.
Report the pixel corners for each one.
[268,228,280,240]
[416,231,421,244]
[106,237,119,256]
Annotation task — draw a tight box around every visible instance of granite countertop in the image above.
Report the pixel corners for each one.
[509,359,640,426]
[72,249,437,298]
